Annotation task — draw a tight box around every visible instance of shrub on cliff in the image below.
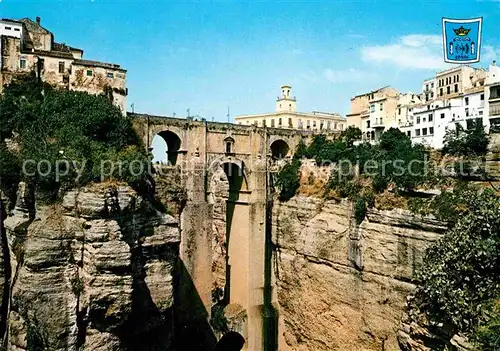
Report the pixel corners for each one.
[0,73,149,197]
[275,158,301,201]
[414,186,500,348]
[443,121,489,156]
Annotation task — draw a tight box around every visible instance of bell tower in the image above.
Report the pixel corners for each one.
[276,85,296,112]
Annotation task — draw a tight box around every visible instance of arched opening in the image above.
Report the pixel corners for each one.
[152,130,181,165]
[224,137,235,155]
[270,139,289,159]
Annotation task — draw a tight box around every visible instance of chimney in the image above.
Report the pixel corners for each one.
[493,60,497,67]
[36,16,41,25]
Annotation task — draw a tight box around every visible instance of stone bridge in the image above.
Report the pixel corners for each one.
[130,113,339,351]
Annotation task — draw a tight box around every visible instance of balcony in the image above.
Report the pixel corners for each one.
[372,118,385,128]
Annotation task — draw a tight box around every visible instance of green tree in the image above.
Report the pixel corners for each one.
[414,187,500,347]
[0,74,149,198]
[443,121,489,156]
[341,126,362,147]
[275,159,301,201]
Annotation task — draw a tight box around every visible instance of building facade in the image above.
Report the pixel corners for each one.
[235,85,346,132]
[0,17,127,113]
[347,86,401,142]
[401,65,490,149]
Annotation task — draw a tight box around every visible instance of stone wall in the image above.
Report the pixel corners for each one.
[0,182,179,350]
[272,196,446,351]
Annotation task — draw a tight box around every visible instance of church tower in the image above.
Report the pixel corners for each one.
[276,85,296,112]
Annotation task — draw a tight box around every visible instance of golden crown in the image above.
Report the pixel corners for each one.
[453,26,471,36]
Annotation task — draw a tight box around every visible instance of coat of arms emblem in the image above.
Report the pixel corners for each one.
[442,17,482,63]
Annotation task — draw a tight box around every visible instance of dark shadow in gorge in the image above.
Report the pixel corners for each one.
[222,163,244,306]
[174,259,217,351]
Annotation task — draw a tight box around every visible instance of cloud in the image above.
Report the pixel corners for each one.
[299,70,319,83]
[324,68,378,83]
[483,45,500,62]
[361,34,449,70]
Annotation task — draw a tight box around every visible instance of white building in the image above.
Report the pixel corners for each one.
[235,85,346,131]
[485,61,500,132]
[401,65,491,149]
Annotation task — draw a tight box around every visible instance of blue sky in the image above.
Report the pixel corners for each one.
[1,0,499,121]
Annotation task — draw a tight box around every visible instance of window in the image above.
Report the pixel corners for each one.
[431,82,434,88]
[479,110,483,116]
[334,122,338,130]
[262,119,266,127]
[226,142,232,153]
[454,84,458,93]
[427,105,430,110]
[19,58,26,69]
[440,88,443,96]
[5,26,11,30]
[370,104,375,112]
[481,94,484,101]
[278,118,282,126]
[86,70,93,76]
[447,86,450,94]
[398,108,401,115]
[457,75,459,82]
[423,117,426,123]
[320,121,324,129]
[298,119,303,129]
[465,97,469,106]
[271,119,275,127]
[429,127,434,134]
[407,131,411,137]
[14,28,20,32]
[327,121,332,130]
[422,128,428,136]
[428,114,433,122]
[465,108,469,117]
[288,118,292,127]
[441,113,445,119]
[366,120,370,128]
[415,129,421,136]
[416,116,421,124]
[306,120,310,129]
[426,84,429,91]
[312,120,316,128]
[107,72,114,78]
[58,61,65,74]
[380,103,383,111]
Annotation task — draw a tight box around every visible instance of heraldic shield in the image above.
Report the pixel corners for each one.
[442,17,482,64]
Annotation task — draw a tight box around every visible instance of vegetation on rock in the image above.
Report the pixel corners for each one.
[443,121,490,156]
[0,73,149,199]
[410,183,500,349]
[276,128,430,222]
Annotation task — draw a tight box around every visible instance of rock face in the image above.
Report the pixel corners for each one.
[272,196,446,351]
[0,182,179,350]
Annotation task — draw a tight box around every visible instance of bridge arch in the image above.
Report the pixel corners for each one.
[270,139,290,159]
[152,130,182,165]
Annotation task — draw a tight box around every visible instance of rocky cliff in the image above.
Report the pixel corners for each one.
[0,182,179,350]
[272,196,446,351]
